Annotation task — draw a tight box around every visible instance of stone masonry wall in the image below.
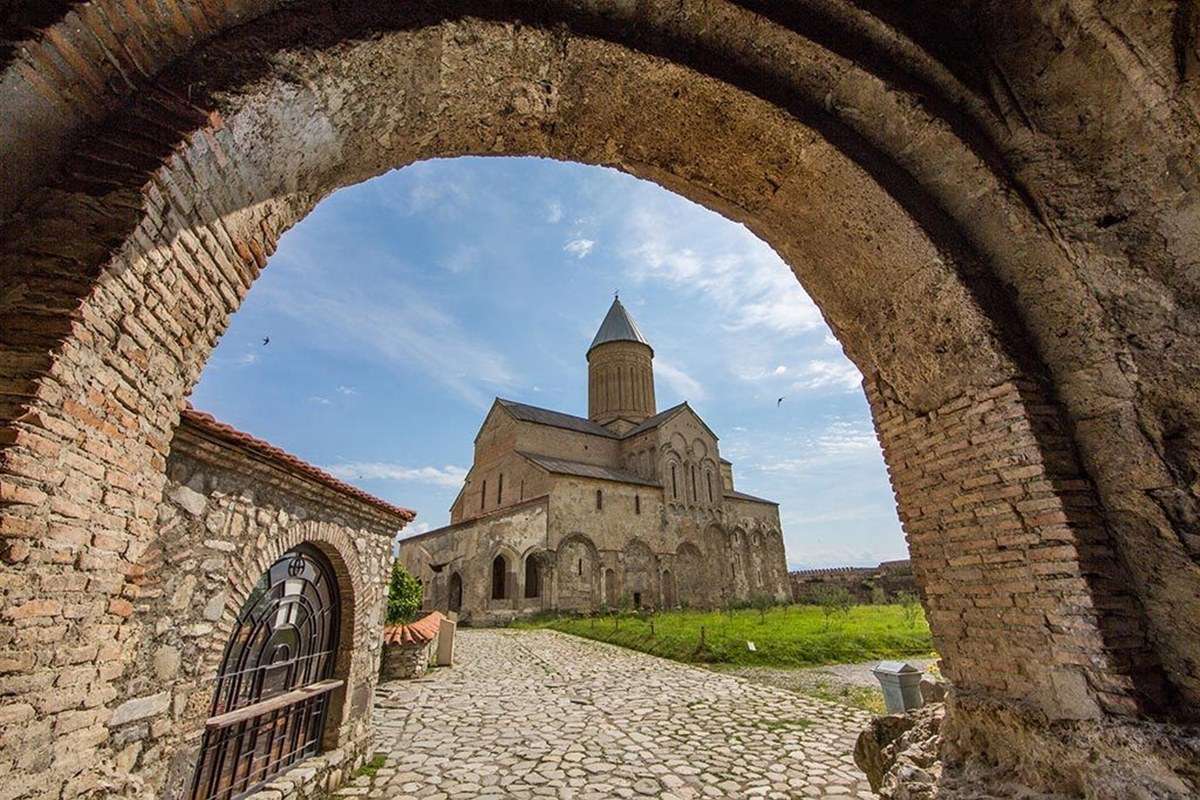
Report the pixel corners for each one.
[105,417,401,799]
[865,375,1160,726]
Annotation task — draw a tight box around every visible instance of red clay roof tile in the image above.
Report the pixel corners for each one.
[383,611,444,645]
[180,405,417,523]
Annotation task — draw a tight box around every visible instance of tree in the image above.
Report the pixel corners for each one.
[750,593,773,623]
[386,561,423,624]
[814,586,853,630]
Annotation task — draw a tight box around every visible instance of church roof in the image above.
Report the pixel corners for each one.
[621,402,689,437]
[588,297,652,356]
[725,489,779,506]
[496,398,617,438]
[519,452,659,487]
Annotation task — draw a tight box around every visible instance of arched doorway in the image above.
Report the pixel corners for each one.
[661,570,677,609]
[524,556,542,599]
[189,545,341,800]
[448,572,463,614]
[491,555,509,601]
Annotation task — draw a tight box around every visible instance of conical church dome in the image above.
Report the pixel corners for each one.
[588,297,652,356]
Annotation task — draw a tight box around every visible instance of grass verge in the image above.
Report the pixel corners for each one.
[515,603,934,669]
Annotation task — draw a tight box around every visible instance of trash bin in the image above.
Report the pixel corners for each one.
[872,661,924,714]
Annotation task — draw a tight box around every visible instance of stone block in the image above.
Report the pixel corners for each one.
[108,692,170,727]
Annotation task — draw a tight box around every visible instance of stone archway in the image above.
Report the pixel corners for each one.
[2,2,1199,796]
[661,569,677,609]
[448,572,463,614]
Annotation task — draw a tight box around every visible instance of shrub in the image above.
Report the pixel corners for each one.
[750,593,774,623]
[814,586,854,630]
[897,591,922,628]
[386,561,423,624]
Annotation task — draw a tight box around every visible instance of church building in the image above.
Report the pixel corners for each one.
[398,297,790,624]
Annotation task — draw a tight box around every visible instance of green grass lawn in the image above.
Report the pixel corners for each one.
[516,603,934,668]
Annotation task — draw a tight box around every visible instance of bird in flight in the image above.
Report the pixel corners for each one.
[262,336,270,346]
[777,397,784,407]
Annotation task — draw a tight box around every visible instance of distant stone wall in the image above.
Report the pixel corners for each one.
[791,560,917,603]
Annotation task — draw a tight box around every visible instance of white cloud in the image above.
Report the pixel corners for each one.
[789,359,862,392]
[773,365,788,376]
[656,359,705,401]
[309,395,332,405]
[235,353,260,367]
[380,164,472,219]
[336,385,357,396]
[620,199,823,336]
[546,201,563,224]
[752,420,880,477]
[441,244,480,274]
[325,462,468,488]
[256,249,518,409]
[564,238,596,258]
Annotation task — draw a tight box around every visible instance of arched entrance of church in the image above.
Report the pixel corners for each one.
[448,573,463,614]
[2,2,1198,796]
[661,570,677,610]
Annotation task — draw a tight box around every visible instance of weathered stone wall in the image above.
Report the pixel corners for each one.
[119,417,398,799]
[790,561,918,603]
[403,498,552,625]
[403,471,788,621]
[379,641,434,682]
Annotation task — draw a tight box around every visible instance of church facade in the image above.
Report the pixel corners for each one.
[398,298,790,624]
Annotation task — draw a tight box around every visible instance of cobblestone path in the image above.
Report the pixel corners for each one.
[339,629,875,799]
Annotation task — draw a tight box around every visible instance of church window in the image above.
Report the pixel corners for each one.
[635,495,641,514]
[492,555,508,600]
[497,473,503,505]
[525,557,542,598]
[481,480,487,510]
[596,489,603,510]
[691,465,697,501]
[577,559,583,576]
[671,465,678,499]
[707,472,714,503]
[520,480,525,501]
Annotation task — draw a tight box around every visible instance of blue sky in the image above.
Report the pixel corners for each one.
[190,157,907,569]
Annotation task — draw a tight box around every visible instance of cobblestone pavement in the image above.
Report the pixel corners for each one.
[340,629,876,799]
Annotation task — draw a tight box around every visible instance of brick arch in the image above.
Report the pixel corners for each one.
[207,521,369,741]
[1,1,1198,796]
[555,532,601,610]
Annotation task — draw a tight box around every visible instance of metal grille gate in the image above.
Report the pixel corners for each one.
[189,545,342,800]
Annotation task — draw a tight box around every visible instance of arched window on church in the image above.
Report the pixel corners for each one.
[671,464,678,499]
[635,494,641,515]
[497,473,503,505]
[707,472,714,503]
[596,489,603,510]
[481,479,487,511]
[691,465,697,501]
[524,557,542,599]
[491,554,508,600]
